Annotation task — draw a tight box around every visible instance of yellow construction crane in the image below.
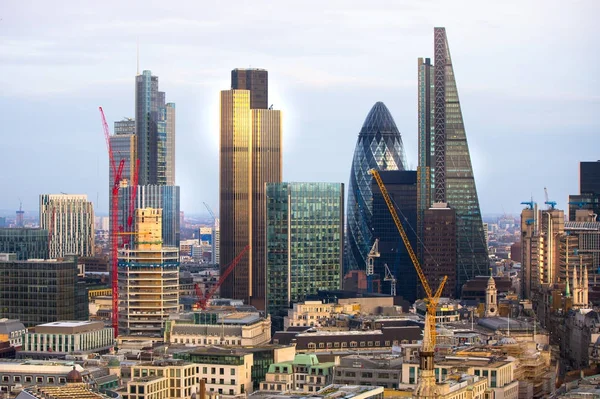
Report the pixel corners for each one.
[370,168,446,397]
[369,168,447,351]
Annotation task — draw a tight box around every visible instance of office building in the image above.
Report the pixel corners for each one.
[0,259,88,327]
[135,70,176,186]
[20,321,114,360]
[371,170,417,300]
[220,70,282,309]
[0,319,27,348]
[334,354,402,388]
[119,185,180,248]
[166,311,271,346]
[417,27,488,292]
[346,102,408,274]
[0,360,92,393]
[111,119,137,186]
[569,161,600,221]
[0,217,5,228]
[118,208,179,337]
[423,203,457,298]
[123,360,201,399]
[39,194,95,258]
[0,228,48,260]
[259,354,335,393]
[231,68,268,109]
[265,182,344,317]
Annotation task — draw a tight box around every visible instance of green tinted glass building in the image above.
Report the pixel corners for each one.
[266,182,344,318]
[0,228,49,260]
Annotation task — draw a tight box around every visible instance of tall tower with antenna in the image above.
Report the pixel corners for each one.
[16,200,24,227]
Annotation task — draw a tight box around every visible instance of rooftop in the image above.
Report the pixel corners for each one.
[19,385,110,399]
[250,384,384,399]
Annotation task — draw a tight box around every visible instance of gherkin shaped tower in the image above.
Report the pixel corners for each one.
[346,102,407,273]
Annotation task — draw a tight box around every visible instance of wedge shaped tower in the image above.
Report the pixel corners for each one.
[417,27,489,294]
[346,102,407,274]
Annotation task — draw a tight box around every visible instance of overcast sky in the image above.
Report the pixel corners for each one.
[0,0,598,217]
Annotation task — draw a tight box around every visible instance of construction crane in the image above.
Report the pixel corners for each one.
[100,106,126,338]
[47,206,56,254]
[544,187,557,210]
[196,245,250,310]
[521,201,535,210]
[369,169,447,397]
[366,239,380,276]
[203,202,216,222]
[383,263,397,296]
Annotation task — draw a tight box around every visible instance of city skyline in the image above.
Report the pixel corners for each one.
[0,0,598,216]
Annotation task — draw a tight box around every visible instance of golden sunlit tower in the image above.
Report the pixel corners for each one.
[219,73,282,310]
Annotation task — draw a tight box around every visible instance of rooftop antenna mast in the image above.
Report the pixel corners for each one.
[136,38,140,76]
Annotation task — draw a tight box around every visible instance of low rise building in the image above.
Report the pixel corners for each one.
[20,321,114,359]
[126,359,199,399]
[284,300,360,329]
[166,311,271,346]
[0,360,93,394]
[402,355,519,399]
[334,354,402,388]
[0,318,27,348]
[272,325,422,353]
[252,384,384,399]
[414,298,463,323]
[259,354,334,393]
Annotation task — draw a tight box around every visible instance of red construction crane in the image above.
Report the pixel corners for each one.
[123,159,140,248]
[99,106,125,338]
[196,245,249,310]
[47,206,56,255]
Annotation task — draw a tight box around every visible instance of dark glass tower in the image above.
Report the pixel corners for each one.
[417,28,489,294]
[569,161,600,221]
[231,69,268,110]
[371,170,417,301]
[346,102,407,275]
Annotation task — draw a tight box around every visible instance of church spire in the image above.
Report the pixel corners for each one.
[565,265,571,298]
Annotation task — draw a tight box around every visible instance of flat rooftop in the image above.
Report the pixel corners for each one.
[251,384,384,399]
[34,320,107,334]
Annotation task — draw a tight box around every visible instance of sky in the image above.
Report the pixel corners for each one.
[0,0,598,217]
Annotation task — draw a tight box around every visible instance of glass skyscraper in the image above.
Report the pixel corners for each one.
[266,182,344,317]
[219,70,282,310]
[418,28,488,294]
[135,70,176,186]
[346,102,407,274]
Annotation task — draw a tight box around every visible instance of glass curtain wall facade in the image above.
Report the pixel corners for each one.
[219,85,282,310]
[346,102,407,275]
[231,69,268,110]
[418,28,488,294]
[0,259,88,327]
[135,70,175,186]
[119,185,180,248]
[371,171,417,301]
[0,228,48,260]
[266,182,344,317]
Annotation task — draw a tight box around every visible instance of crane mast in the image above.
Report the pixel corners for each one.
[369,169,447,398]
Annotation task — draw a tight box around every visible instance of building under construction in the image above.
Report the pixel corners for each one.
[118,208,179,338]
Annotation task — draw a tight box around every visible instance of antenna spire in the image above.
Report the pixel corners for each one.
[136,38,140,76]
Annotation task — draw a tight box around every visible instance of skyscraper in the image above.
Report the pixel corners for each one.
[423,203,457,298]
[135,70,176,186]
[417,28,488,294]
[0,228,48,260]
[346,102,407,275]
[220,70,282,309]
[231,68,268,109]
[119,185,180,248]
[569,161,600,221]
[39,194,95,258]
[371,170,417,301]
[265,182,344,318]
[111,119,137,186]
[118,208,179,337]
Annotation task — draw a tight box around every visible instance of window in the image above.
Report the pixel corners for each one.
[25,376,32,383]
[36,377,44,383]
[220,368,224,375]
[47,377,55,383]
[203,367,207,374]
[318,343,324,348]
[231,369,235,376]
[350,341,357,348]
[13,376,21,383]
[360,341,365,347]
[1,376,8,383]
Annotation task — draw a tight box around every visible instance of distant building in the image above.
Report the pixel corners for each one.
[119,359,199,399]
[253,384,384,399]
[0,259,88,327]
[0,228,48,260]
[569,161,600,221]
[371,170,417,301]
[118,208,179,338]
[266,182,344,318]
[461,275,512,302]
[0,217,6,228]
[423,203,457,298]
[20,321,114,360]
[39,194,95,258]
